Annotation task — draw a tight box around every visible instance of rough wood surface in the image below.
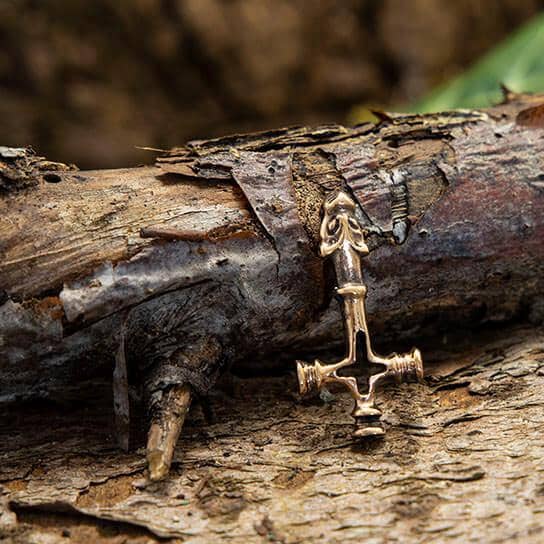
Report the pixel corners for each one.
[1,325,543,543]
[1,94,544,533]
[1,93,544,406]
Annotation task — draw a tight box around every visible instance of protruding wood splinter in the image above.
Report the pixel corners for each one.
[146,384,192,481]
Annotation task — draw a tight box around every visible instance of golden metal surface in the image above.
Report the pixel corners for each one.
[297,190,424,437]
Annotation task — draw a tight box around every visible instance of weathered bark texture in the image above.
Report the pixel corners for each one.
[1,94,544,538]
[1,325,543,543]
[1,93,544,405]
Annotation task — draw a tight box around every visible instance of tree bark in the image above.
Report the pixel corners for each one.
[2,91,544,540]
[1,93,543,400]
[1,325,543,542]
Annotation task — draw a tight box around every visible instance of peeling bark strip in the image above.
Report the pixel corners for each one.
[230,151,323,319]
[113,321,130,451]
[1,93,544,478]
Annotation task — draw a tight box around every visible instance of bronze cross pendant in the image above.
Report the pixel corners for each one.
[297,190,424,437]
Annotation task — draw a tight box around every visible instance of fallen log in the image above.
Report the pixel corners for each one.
[1,91,544,480]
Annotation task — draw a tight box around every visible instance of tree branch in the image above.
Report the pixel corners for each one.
[1,92,543,483]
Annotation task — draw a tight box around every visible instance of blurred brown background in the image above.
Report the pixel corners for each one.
[1,0,543,169]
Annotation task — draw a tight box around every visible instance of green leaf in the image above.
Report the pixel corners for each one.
[411,13,544,113]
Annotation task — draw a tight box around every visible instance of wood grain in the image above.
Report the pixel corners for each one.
[1,94,543,405]
[1,325,543,542]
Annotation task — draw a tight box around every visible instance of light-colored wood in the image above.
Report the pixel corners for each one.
[2,326,543,543]
[0,166,248,298]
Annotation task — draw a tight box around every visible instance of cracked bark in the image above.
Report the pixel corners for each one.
[1,93,544,540]
[2,94,543,397]
[1,326,543,542]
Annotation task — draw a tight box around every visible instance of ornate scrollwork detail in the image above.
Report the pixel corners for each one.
[319,191,369,257]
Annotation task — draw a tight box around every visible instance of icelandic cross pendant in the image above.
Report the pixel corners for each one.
[296,190,424,437]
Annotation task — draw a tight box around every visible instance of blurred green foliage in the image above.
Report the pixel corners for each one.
[412,13,544,112]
